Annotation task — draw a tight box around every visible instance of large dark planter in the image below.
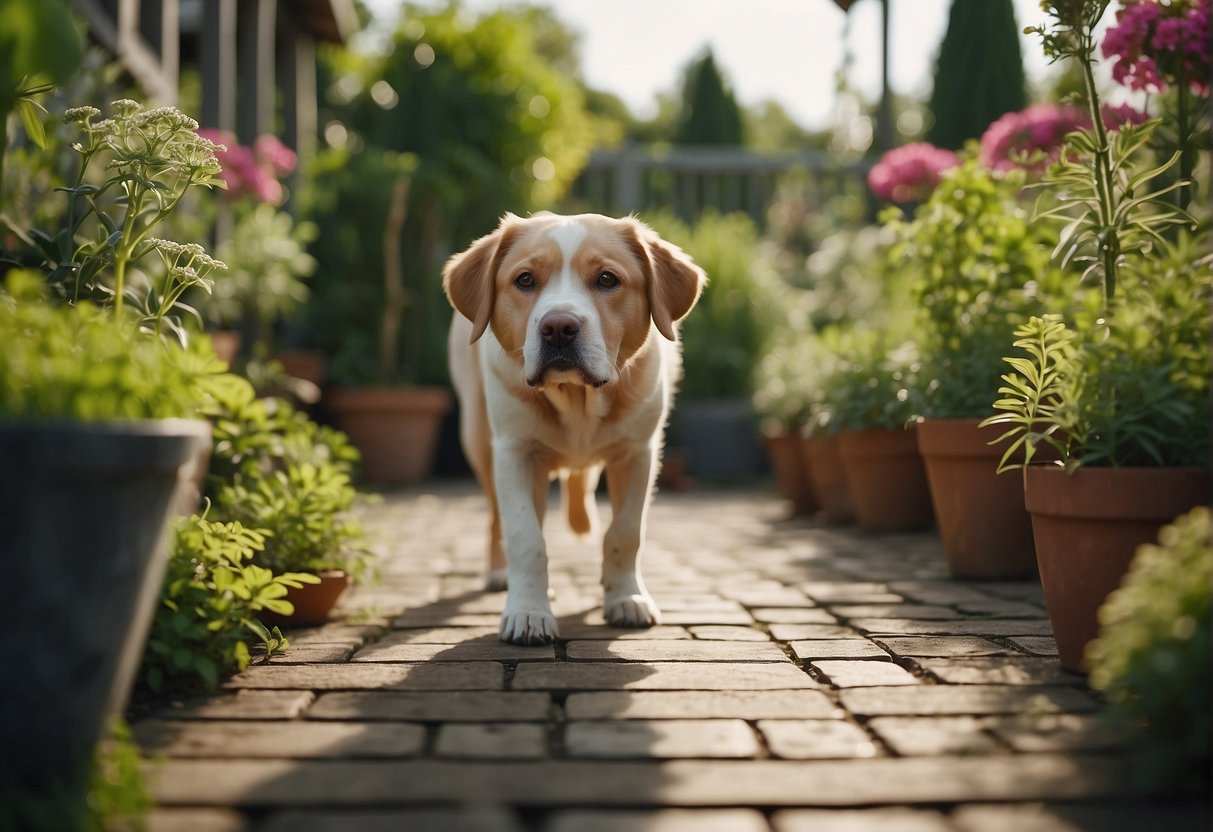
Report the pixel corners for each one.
[801,433,855,525]
[763,430,818,516]
[1024,464,1210,673]
[0,419,212,804]
[327,386,453,485]
[837,426,934,531]
[917,418,1036,580]
[675,398,764,481]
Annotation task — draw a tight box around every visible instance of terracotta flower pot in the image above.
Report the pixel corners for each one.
[326,386,452,485]
[800,433,855,525]
[274,350,327,388]
[764,430,818,516]
[1024,465,1211,673]
[208,330,241,365]
[917,418,1036,580]
[837,426,934,531]
[260,571,350,627]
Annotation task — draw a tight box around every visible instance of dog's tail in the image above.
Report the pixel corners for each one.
[562,468,599,536]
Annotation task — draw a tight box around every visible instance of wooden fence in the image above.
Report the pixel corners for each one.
[567,144,873,226]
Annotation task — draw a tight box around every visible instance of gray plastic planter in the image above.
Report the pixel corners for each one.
[0,419,212,803]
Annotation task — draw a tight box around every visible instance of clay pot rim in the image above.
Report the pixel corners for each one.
[836,426,920,458]
[1024,463,1212,519]
[326,385,453,414]
[915,417,1011,458]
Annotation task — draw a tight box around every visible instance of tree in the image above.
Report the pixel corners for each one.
[926,0,1026,150]
[673,49,745,146]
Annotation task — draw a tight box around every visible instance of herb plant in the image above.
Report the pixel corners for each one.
[809,327,922,435]
[1087,506,1211,792]
[141,514,319,692]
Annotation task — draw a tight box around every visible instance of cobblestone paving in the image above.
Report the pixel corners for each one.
[135,484,1209,831]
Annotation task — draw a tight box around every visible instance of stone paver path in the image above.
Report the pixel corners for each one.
[135,485,1210,831]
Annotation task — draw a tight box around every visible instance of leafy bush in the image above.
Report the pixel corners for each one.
[984,235,1211,470]
[1087,506,1211,792]
[216,462,372,580]
[647,210,785,399]
[887,158,1064,418]
[141,514,319,692]
[809,327,922,435]
[0,272,227,421]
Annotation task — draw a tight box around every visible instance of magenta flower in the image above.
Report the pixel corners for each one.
[979,104,1088,172]
[1103,0,1210,94]
[867,142,959,203]
[1101,102,1151,131]
[195,128,292,204]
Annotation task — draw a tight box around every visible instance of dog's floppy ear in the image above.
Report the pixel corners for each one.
[443,213,521,343]
[626,218,707,341]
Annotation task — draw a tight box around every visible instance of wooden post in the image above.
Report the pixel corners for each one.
[201,0,237,130]
[279,19,318,206]
[237,0,277,144]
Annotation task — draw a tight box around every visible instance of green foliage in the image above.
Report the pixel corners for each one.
[208,202,317,355]
[984,240,1212,470]
[809,328,922,435]
[888,158,1064,418]
[927,0,1026,150]
[751,332,816,432]
[216,461,372,579]
[0,273,230,421]
[646,211,785,399]
[1087,507,1212,792]
[308,2,596,385]
[202,375,358,492]
[673,49,745,146]
[3,100,228,344]
[141,514,319,693]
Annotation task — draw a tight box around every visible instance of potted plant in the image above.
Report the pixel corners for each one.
[887,157,1065,578]
[650,210,784,481]
[305,149,452,484]
[811,326,934,531]
[201,378,372,625]
[0,278,214,814]
[753,333,818,516]
[984,0,1210,672]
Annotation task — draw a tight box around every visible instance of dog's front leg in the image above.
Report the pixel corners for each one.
[602,445,661,627]
[493,438,558,644]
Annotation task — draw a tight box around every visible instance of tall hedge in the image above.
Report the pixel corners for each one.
[673,49,745,146]
[926,0,1027,150]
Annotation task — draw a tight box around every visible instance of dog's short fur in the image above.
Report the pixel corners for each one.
[443,212,706,644]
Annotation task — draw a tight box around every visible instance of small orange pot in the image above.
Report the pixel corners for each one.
[837,426,933,531]
[764,431,818,516]
[326,386,452,485]
[261,571,350,628]
[800,433,854,525]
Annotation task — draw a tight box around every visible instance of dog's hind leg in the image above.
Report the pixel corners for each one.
[563,465,601,537]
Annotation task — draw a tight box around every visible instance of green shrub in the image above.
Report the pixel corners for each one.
[1087,506,1211,792]
[0,272,227,422]
[216,461,373,580]
[809,327,922,435]
[141,515,318,693]
[646,210,785,400]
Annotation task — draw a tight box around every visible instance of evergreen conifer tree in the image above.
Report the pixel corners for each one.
[927,0,1027,149]
[673,49,745,146]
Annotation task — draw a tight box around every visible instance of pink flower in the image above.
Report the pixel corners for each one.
[867,142,959,203]
[979,104,1088,172]
[1101,102,1151,131]
[1103,0,1210,94]
[255,134,297,177]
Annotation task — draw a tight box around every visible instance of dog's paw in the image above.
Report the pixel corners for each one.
[484,569,508,592]
[604,593,662,628]
[499,609,559,645]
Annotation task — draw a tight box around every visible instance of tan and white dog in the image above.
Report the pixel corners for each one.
[443,212,706,645]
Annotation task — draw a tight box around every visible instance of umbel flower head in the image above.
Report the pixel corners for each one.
[1102,0,1211,94]
[867,142,959,203]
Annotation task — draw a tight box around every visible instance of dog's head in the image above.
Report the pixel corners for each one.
[443,212,706,389]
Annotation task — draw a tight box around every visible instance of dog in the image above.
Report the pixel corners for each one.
[443,212,706,645]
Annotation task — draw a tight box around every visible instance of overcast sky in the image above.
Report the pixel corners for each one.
[361,0,1080,130]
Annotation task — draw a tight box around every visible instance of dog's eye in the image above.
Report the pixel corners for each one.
[596,271,620,289]
[514,272,535,290]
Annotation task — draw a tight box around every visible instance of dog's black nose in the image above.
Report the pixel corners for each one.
[540,313,580,347]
